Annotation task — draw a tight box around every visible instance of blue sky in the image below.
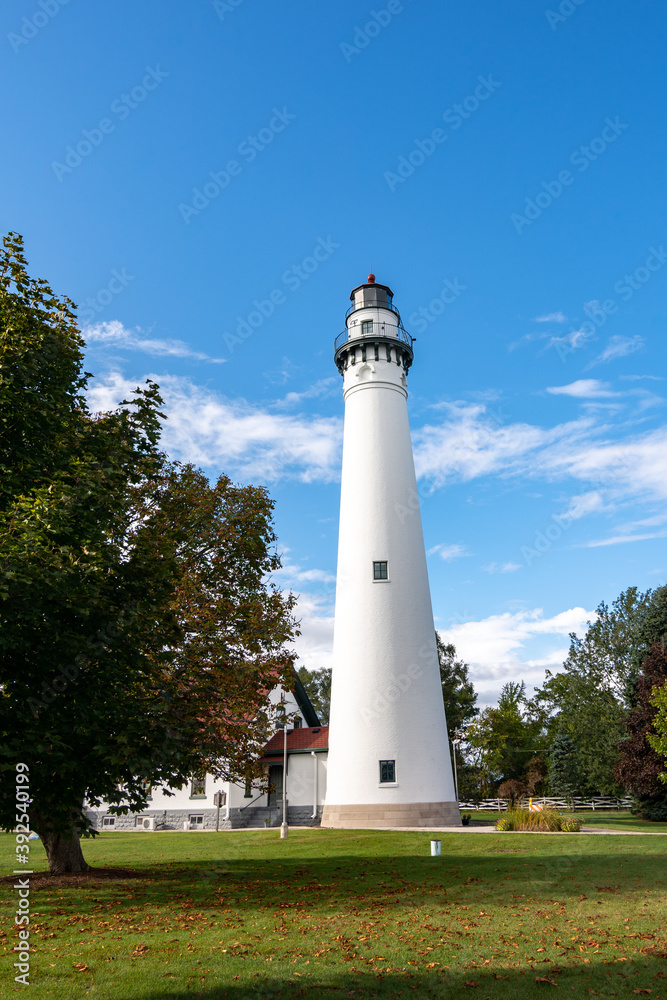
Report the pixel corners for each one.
[3,0,666,703]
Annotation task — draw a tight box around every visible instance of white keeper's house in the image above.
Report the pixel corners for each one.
[88,674,329,832]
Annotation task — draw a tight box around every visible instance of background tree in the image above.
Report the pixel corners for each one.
[497,778,528,808]
[297,666,331,723]
[615,644,667,821]
[648,681,667,783]
[548,730,581,808]
[0,234,298,873]
[464,681,543,795]
[531,587,659,797]
[436,635,478,736]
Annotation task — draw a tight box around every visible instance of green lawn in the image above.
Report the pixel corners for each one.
[470,809,667,832]
[2,829,666,999]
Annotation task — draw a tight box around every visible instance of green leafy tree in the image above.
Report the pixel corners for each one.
[648,681,667,784]
[532,587,659,796]
[0,234,298,873]
[297,666,331,724]
[465,681,543,795]
[436,635,478,737]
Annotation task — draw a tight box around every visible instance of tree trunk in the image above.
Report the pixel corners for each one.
[32,813,91,875]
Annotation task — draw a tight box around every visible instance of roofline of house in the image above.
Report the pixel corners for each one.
[261,747,328,759]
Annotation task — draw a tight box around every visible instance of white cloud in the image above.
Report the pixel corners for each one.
[413,400,667,507]
[273,377,338,409]
[546,379,616,399]
[482,561,521,574]
[427,543,470,561]
[272,551,336,588]
[584,529,667,548]
[87,371,342,483]
[544,326,595,356]
[413,401,593,484]
[439,606,593,705]
[290,591,335,672]
[84,320,225,364]
[534,311,567,323]
[587,335,644,368]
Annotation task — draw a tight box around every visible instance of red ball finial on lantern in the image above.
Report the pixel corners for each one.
[367,271,375,284]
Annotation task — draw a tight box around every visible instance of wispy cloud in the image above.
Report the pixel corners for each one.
[87,371,342,483]
[427,543,470,561]
[84,320,225,364]
[544,326,595,356]
[273,377,337,409]
[534,311,567,323]
[585,530,667,548]
[482,561,521,574]
[586,335,644,369]
[546,379,617,399]
[413,399,667,509]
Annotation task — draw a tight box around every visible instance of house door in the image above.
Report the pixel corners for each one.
[268,765,283,806]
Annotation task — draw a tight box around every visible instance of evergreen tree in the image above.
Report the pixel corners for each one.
[297,666,332,724]
[548,731,581,806]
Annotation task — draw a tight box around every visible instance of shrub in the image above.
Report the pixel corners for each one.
[495,808,581,832]
[498,779,528,808]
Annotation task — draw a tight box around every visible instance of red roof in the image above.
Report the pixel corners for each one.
[258,726,328,762]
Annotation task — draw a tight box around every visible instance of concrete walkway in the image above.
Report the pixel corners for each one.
[238,824,667,835]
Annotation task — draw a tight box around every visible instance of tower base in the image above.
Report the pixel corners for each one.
[321,801,461,829]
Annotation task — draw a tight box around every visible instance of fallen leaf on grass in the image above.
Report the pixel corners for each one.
[464,981,480,988]
[632,991,652,995]
[535,977,558,986]
[73,963,90,972]
[131,943,149,957]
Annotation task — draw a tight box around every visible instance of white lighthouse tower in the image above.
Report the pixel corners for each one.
[321,275,460,829]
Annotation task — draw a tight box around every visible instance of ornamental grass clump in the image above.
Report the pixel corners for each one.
[496,808,581,832]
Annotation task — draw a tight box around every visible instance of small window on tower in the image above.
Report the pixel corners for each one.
[361,320,373,335]
[373,561,388,580]
[379,760,396,783]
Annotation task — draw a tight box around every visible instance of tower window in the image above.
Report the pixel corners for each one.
[379,760,396,783]
[361,320,373,335]
[373,561,388,580]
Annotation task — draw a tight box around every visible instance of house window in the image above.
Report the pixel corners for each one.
[293,717,302,729]
[244,777,253,798]
[189,814,204,827]
[379,760,396,783]
[102,815,116,828]
[141,778,152,800]
[190,774,206,798]
[373,561,388,580]
[361,320,373,335]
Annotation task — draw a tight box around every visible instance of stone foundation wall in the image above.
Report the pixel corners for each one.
[89,805,324,831]
[89,809,231,832]
[321,801,461,828]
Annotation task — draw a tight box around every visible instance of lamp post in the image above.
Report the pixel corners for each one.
[451,736,461,805]
[280,724,288,839]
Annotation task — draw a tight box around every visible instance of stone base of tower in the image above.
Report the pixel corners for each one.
[321,801,461,829]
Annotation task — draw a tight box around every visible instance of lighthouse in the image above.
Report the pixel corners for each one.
[321,275,460,829]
